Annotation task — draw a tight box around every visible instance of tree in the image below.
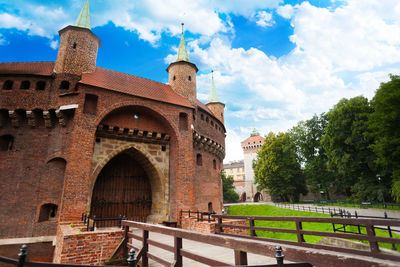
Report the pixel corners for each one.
[369,75,400,201]
[254,132,307,202]
[289,114,336,199]
[321,96,389,201]
[221,173,239,203]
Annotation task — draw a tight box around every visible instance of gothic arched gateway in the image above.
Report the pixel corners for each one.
[91,152,152,224]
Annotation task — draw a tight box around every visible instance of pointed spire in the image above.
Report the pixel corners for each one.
[208,70,220,103]
[75,0,91,29]
[176,23,189,62]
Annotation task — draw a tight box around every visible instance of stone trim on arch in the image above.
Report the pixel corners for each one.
[88,137,170,223]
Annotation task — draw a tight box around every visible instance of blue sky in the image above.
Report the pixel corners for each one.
[1,0,400,162]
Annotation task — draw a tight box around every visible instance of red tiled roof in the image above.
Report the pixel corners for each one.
[80,67,193,108]
[241,135,265,146]
[0,61,54,76]
[0,62,193,108]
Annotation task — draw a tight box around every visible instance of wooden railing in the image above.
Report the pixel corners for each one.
[121,220,312,267]
[213,215,400,262]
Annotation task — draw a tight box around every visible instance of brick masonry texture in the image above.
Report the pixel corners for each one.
[181,216,248,236]
[53,223,124,265]
[0,20,226,240]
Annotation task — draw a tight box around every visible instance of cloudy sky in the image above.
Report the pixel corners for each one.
[1,0,399,163]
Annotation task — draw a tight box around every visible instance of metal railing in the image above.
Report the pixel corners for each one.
[179,209,216,223]
[213,214,400,262]
[81,213,126,231]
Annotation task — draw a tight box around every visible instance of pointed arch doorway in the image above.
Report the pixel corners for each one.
[90,152,152,224]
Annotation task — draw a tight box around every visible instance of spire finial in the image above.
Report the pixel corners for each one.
[176,23,189,62]
[208,70,220,103]
[75,0,91,30]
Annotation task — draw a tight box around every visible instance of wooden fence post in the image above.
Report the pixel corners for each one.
[123,225,130,259]
[142,230,149,267]
[365,224,379,255]
[234,250,247,265]
[295,221,305,243]
[174,236,183,267]
[249,218,256,237]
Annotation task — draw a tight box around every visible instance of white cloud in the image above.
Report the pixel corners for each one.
[50,40,59,50]
[277,4,294,19]
[0,13,30,31]
[0,33,7,45]
[254,11,274,28]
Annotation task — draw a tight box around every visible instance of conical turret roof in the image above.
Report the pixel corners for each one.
[176,23,189,62]
[75,0,91,29]
[208,70,220,103]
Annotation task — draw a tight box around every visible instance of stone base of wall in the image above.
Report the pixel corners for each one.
[180,216,248,236]
[53,223,124,265]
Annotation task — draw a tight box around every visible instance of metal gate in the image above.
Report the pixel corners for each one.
[91,153,152,226]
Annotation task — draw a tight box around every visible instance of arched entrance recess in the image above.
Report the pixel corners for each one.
[240,192,247,202]
[90,146,168,223]
[254,192,263,202]
[91,153,151,223]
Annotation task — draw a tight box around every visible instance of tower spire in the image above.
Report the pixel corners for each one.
[75,0,91,29]
[176,22,189,62]
[208,70,220,103]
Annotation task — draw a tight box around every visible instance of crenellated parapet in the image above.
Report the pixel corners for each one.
[193,130,225,161]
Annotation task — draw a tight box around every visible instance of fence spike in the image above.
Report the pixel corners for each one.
[127,248,137,267]
[275,246,284,265]
[18,244,28,267]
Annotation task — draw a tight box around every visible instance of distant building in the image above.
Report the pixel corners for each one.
[240,129,269,202]
[223,160,245,198]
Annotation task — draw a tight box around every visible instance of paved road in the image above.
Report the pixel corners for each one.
[130,229,283,267]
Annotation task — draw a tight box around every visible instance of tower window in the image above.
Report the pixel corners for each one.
[2,80,13,90]
[206,117,209,124]
[211,121,214,126]
[83,94,98,114]
[36,81,46,90]
[73,43,77,49]
[60,81,70,90]
[196,154,202,166]
[213,159,217,170]
[173,75,176,81]
[201,114,204,120]
[20,81,30,90]
[38,203,58,222]
[188,76,191,81]
[0,135,14,151]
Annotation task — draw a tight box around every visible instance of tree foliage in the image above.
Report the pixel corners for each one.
[289,114,335,199]
[221,173,239,203]
[254,132,307,202]
[369,75,400,201]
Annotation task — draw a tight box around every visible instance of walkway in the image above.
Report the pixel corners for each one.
[130,229,284,267]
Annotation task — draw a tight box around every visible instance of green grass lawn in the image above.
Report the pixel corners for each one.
[227,204,400,250]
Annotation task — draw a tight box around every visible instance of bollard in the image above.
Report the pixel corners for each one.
[275,246,284,265]
[127,248,137,267]
[18,244,28,267]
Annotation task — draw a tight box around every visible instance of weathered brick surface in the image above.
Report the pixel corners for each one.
[181,216,248,236]
[0,23,226,239]
[53,223,123,265]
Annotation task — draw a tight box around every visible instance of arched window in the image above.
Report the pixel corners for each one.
[36,81,46,90]
[0,135,14,151]
[196,153,202,166]
[200,114,204,120]
[38,203,58,222]
[20,80,30,89]
[73,42,77,49]
[179,112,188,131]
[213,159,217,170]
[60,80,70,90]
[206,117,209,124]
[2,80,13,90]
[173,75,176,81]
[188,76,191,81]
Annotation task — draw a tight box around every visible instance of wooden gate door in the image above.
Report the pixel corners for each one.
[91,153,152,226]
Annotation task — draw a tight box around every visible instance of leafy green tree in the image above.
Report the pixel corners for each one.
[321,96,388,201]
[369,75,400,201]
[221,173,239,203]
[254,132,307,202]
[289,114,336,199]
